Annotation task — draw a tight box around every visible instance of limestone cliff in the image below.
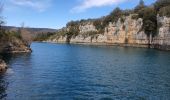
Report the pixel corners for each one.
[47,15,170,50]
[152,16,170,50]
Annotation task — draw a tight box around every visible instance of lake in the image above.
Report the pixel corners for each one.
[0,42,170,100]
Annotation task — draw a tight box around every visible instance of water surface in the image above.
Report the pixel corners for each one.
[0,42,170,100]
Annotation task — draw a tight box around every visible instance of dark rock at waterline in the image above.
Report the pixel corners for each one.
[0,59,7,72]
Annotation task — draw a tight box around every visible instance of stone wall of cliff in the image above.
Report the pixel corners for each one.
[47,15,170,50]
[151,16,170,50]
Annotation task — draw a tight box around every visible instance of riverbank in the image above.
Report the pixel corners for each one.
[0,48,32,73]
[0,40,32,73]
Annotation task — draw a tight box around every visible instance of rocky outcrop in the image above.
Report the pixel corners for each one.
[0,37,32,73]
[47,15,170,50]
[0,59,7,72]
[0,37,32,53]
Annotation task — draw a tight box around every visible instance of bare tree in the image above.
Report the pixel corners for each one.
[0,1,4,32]
[19,22,32,47]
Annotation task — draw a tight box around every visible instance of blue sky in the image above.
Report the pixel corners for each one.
[2,0,156,29]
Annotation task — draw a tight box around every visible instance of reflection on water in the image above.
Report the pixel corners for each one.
[0,43,170,100]
[0,75,7,99]
[0,53,32,99]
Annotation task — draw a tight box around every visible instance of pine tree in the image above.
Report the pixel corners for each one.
[134,0,145,13]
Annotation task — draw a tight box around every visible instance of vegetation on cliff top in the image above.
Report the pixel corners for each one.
[0,2,32,52]
[0,25,32,48]
[33,32,54,41]
[50,0,170,43]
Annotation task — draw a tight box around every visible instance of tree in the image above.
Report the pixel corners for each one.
[93,19,102,30]
[134,0,147,19]
[110,7,122,22]
[142,7,157,46]
[18,23,32,47]
[93,19,104,34]
[134,0,145,13]
[66,21,80,43]
[102,7,123,28]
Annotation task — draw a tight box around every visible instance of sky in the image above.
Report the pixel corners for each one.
[1,0,156,29]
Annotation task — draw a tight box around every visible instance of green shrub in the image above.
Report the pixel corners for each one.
[142,7,157,37]
[34,32,54,41]
[134,0,146,13]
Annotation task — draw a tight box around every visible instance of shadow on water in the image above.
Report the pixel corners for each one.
[0,53,31,64]
[0,75,8,99]
[0,54,13,99]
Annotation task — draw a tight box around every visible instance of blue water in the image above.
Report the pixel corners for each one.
[0,42,170,100]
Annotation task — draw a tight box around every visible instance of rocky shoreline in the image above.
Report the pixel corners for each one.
[0,38,32,73]
[3,46,32,53]
[0,49,31,73]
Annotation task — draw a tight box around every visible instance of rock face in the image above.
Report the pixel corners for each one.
[79,22,97,33]
[104,15,148,45]
[0,59,7,72]
[47,15,170,50]
[152,16,170,50]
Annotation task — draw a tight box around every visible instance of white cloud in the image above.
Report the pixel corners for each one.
[71,0,127,13]
[9,0,52,12]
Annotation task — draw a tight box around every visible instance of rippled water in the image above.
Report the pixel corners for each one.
[0,42,170,100]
